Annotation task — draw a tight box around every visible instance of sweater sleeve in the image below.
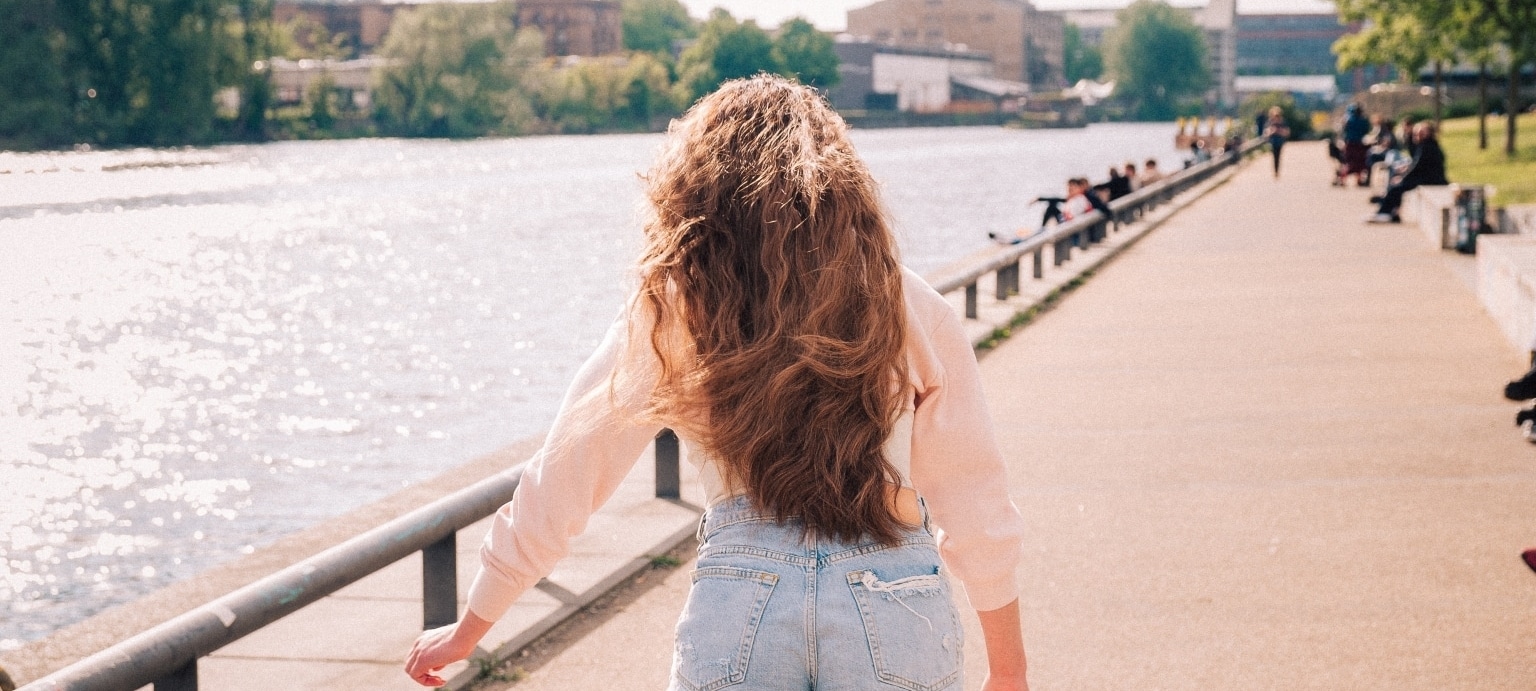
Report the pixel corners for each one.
[907,296,1026,612]
[465,312,663,622]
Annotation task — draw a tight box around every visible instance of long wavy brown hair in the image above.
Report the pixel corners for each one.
[632,75,910,544]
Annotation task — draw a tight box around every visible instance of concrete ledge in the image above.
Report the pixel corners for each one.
[1498,204,1536,235]
[1476,234,1536,352]
[1402,185,1456,250]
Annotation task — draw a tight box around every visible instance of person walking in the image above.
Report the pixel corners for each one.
[1263,106,1291,178]
[403,75,1031,690]
[1335,104,1371,187]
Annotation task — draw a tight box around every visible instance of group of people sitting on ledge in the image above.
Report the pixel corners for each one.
[989,159,1167,245]
[1329,104,1449,224]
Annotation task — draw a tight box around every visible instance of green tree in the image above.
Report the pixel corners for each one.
[1477,0,1536,155]
[1103,0,1210,120]
[0,0,72,149]
[234,0,275,141]
[773,17,839,89]
[1062,23,1103,83]
[622,0,696,57]
[541,53,676,132]
[52,0,233,145]
[372,2,543,137]
[674,9,781,106]
[1335,0,1533,155]
[274,13,352,60]
[621,51,679,126]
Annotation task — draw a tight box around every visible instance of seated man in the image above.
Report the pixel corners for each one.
[1366,121,1447,224]
[993,177,1111,244]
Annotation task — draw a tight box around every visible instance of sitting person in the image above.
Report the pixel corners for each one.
[1363,116,1398,185]
[1366,121,1447,224]
[1094,165,1131,201]
[992,177,1111,243]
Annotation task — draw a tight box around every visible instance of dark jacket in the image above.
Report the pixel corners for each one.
[1342,112,1370,144]
[1399,138,1448,188]
[1083,187,1113,218]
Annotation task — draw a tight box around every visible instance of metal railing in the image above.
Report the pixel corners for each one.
[929,140,1261,313]
[22,139,1258,691]
[23,430,684,691]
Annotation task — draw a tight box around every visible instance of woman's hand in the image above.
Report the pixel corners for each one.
[404,611,495,686]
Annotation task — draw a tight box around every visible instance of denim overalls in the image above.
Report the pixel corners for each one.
[668,494,963,691]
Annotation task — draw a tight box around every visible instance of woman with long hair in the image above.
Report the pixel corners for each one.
[404,75,1029,690]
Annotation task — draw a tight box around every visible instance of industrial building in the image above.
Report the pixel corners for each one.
[845,0,1066,90]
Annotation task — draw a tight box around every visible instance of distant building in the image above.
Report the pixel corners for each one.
[846,0,1065,90]
[516,0,623,57]
[1052,0,1237,108]
[829,41,1002,112]
[1236,12,1385,96]
[268,57,386,108]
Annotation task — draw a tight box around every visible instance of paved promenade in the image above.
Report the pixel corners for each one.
[487,142,1536,690]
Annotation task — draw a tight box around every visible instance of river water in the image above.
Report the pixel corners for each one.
[0,123,1179,647]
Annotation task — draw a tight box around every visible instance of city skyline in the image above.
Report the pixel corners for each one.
[679,0,1339,32]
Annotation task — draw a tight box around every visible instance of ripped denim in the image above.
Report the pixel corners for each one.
[668,494,963,691]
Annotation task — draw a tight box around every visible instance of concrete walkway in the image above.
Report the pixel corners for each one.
[483,142,1536,690]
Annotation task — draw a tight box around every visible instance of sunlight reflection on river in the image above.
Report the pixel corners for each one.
[0,123,1181,647]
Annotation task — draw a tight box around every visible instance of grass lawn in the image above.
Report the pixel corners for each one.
[1440,112,1536,206]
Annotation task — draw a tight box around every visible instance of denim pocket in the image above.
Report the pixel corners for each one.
[847,568,962,691]
[672,565,779,691]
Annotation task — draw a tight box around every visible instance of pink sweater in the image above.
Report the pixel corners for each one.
[465,267,1026,620]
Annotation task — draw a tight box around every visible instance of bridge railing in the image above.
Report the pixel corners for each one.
[22,431,683,691]
[929,139,1261,314]
[22,139,1259,691]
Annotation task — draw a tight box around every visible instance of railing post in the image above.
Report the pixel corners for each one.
[964,282,978,319]
[423,533,457,629]
[1032,248,1044,279]
[995,262,1016,300]
[1054,238,1069,266]
[655,429,680,499]
[155,659,197,691]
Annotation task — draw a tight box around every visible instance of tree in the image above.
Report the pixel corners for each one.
[234,0,275,141]
[673,9,781,106]
[1335,0,1532,155]
[274,12,352,60]
[622,0,696,57]
[0,0,72,149]
[773,17,839,89]
[1477,0,1536,155]
[1062,23,1103,84]
[49,0,233,146]
[621,51,678,125]
[372,2,543,137]
[1103,0,1210,120]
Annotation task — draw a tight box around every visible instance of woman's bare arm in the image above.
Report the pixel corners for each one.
[977,599,1029,691]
